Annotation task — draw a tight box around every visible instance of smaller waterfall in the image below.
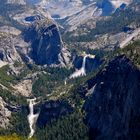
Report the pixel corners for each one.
[64,78,67,85]
[27,98,39,139]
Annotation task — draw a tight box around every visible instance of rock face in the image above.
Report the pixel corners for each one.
[0,0,71,67]
[84,55,140,140]
[0,97,11,128]
[24,20,70,66]
[0,32,22,64]
[37,100,73,128]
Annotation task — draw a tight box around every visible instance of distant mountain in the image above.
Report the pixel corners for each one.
[34,0,132,31]
[35,0,132,18]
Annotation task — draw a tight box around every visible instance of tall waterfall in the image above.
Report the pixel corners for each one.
[81,55,87,74]
[27,98,39,139]
[69,55,88,79]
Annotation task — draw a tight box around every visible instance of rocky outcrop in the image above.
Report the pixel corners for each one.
[83,55,140,140]
[0,21,71,68]
[24,20,71,66]
[0,32,22,64]
[0,97,11,128]
[0,20,70,67]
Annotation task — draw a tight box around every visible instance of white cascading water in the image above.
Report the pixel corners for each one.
[64,78,67,85]
[69,54,95,79]
[69,55,88,79]
[27,98,39,139]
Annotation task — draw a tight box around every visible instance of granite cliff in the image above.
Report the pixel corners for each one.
[84,55,140,140]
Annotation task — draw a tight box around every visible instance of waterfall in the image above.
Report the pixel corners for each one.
[69,55,88,79]
[81,55,88,75]
[82,55,87,68]
[64,78,67,85]
[27,98,39,139]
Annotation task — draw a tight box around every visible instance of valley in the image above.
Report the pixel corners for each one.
[0,0,140,140]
